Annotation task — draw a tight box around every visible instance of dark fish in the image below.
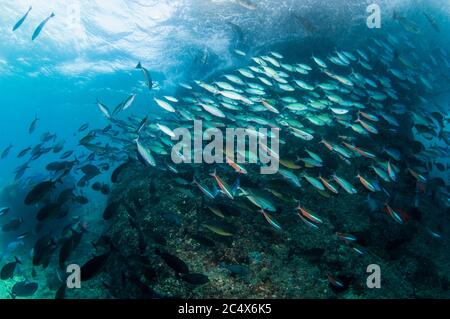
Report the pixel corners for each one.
[435,162,445,171]
[77,174,91,187]
[124,273,160,298]
[14,164,29,180]
[78,123,89,132]
[56,188,75,205]
[80,251,111,281]
[46,161,69,172]
[41,132,56,142]
[293,14,317,34]
[59,229,83,269]
[136,116,148,133]
[181,273,210,285]
[155,249,189,274]
[1,144,13,159]
[99,162,110,171]
[142,266,158,282]
[226,21,244,46]
[135,62,152,90]
[45,160,78,172]
[17,147,31,158]
[102,124,112,133]
[79,133,95,145]
[31,12,55,41]
[148,231,166,246]
[0,207,10,217]
[103,201,121,220]
[36,202,62,221]
[29,116,39,134]
[32,234,57,267]
[86,152,96,161]
[219,263,250,276]
[100,184,110,195]
[111,161,130,183]
[12,6,32,31]
[16,231,31,240]
[2,217,23,232]
[80,164,100,176]
[73,195,89,205]
[52,140,65,153]
[1,257,22,280]
[92,182,102,191]
[60,150,74,159]
[11,280,38,298]
[25,180,58,205]
[423,11,440,33]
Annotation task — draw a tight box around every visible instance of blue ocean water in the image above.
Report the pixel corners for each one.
[0,0,449,299]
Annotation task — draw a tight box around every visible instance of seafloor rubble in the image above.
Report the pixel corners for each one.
[62,161,450,299]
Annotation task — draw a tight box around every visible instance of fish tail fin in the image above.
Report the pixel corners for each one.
[135,62,142,69]
[209,168,217,177]
[15,256,22,265]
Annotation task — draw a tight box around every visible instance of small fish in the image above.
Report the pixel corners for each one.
[225,156,247,174]
[356,117,378,134]
[155,249,189,274]
[29,116,39,134]
[156,124,175,138]
[210,169,234,199]
[154,98,175,113]
[260,209,282,231]
[328,275,344,289]
[136,62,152,90]
[11,280,38,298]
[333,174,357,194]
[25,180,59,205]
[0,207,9,217]
[407,168,426,183]
[181,273,210,285]
[204,221,235,237]
[1,144,13,159]
[356,174,377,192]
[32,12,55,41]
[12,6,32,31]
[387,161,396,181]
[318,176,339,194]
[1,257,22,280]
[384,203,404,224]
[336,232,357,242]
[136,138,156,167]
[193,177,219,200]
[302,173,325,191]
[96,99,111,119]
[81,251,112,281]
[297,204,323,225]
